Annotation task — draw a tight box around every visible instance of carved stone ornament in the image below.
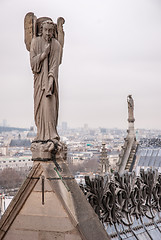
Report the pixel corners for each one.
[24,13,65,159]
[127,95,135,123]
[24,12,37,51]
[24,13,65,52]
[80,169,161,238]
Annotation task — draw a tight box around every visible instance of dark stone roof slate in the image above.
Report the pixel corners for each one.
[9,139,31,147]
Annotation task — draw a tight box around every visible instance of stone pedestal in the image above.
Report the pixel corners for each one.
[128,121,135,137]
[31,140,66,161]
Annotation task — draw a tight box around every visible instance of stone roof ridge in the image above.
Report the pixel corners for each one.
[41,161,110,239]
[38,161,79,226]
[117,135,137,173]
[0,160,110,240]
[0,163,42,239]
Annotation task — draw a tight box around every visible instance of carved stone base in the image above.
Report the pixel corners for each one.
[30,140,66,161]
[32,149,52,160]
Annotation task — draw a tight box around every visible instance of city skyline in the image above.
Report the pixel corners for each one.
[0,0,161,129]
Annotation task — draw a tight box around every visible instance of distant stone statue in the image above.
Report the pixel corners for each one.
[127,95,135,122]
[24,13,65,157]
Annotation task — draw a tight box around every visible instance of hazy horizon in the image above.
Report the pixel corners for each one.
[1,120,161,132]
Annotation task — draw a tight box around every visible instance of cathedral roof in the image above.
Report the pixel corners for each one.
[0,159,109,240]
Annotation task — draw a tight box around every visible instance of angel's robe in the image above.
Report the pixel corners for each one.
[30,36,61,141]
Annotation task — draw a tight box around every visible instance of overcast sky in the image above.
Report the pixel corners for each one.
[0,0,161,129]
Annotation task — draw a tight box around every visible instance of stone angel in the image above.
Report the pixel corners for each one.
[24,12,65,157]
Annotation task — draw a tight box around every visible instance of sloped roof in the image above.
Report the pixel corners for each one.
[136,148,161,168]
[106,215,161,240]
[132,138,161,172]
[0,163,42,239]
[0,160,110,240]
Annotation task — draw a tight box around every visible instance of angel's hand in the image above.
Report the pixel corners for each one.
[40,44,50,61]
[44,43,50,56]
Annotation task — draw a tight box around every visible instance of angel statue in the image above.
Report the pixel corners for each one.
[127,95,135,122]
[24,13,65,158]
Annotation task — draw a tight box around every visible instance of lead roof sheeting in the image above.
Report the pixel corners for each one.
[141,149,147,156]
[137,232,151,240]
[142,215,153,225]
[138,156,146,166]
[146,149,153,156]
[152,149,159,156]
[155,213,161,221]
[137,155,161,167]
[149,228,161,239]
[158,149,161,156]
[145,156,153,166]
[147,156,154,166]
[109,222,161,239]
[154,157,161,167]
[106,224,118,235]
[126,236,137,240]
[153,156,159,167]
[132,219,140,228]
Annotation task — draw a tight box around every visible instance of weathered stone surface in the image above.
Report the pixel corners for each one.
[127,95,135,123]
[38,231,65,240]
[31,147,53,160]
[33,177,53,192]
[20,191,68,218]
[0,159,110,240]
[12,214,75,232]
[117,95,137,174]
[25,13,65,158]
[65,231,82,240]
[0,164,42,239]
[46,162,110,240]
[3,229,38,240]
[78,216,108,240]
[24,12,36,51]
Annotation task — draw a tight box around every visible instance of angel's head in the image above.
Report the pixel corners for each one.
[41,20,54,42]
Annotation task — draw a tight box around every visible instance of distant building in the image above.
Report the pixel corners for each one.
[8,135,31,157]
[70,151,93,165]
[100,128,107,134]
[0,156,33,171]
[98,143,110,175]
[0,147,7,156]
[9,139,31,148]
[26,126,36,140]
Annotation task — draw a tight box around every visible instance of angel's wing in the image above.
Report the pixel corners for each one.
[24,12,65,62]
[56,17,65,64]
[57,17,65,48]
[24,12,37,51]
